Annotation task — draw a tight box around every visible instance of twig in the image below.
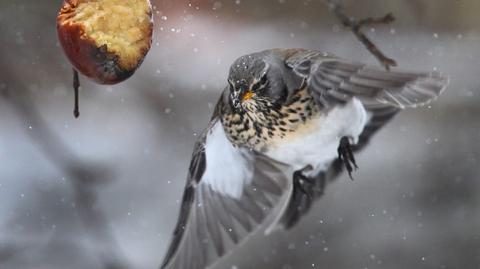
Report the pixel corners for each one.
[323,0,397,70]
[73,69,80,118]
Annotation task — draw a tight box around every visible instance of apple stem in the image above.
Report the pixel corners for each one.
[73,69,80,118]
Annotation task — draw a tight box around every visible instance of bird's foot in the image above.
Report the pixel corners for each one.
[293,165,315,198]
[337,136,358,180]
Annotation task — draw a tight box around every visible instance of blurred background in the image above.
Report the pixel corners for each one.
[1,0,479,268]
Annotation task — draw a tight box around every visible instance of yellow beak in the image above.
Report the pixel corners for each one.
[241,90,254,102]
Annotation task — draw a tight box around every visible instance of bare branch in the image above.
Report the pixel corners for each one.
[323,0,397,70]
[356,13,395,28]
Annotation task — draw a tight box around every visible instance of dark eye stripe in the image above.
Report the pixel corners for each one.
[252,76,269,92]
[260,74,268,85]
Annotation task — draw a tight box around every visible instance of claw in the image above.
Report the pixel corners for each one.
[338,136,358,180]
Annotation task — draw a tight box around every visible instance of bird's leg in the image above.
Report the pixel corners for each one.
[293,165,314,198]
[337,136,358,180]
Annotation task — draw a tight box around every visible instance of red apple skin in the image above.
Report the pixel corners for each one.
[57,0,153,85]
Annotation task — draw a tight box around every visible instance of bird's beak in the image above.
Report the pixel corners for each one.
[230,86,254,111]
[241,90,254,102]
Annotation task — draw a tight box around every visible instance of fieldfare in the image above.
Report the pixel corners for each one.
[160,48,448,269]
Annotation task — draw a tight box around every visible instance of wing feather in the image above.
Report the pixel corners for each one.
[161,120,291,269]
[285,49,448,110]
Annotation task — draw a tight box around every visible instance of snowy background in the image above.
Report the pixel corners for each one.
[1,0,480,268]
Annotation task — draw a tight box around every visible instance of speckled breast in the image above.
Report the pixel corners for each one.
[221,88,319,152]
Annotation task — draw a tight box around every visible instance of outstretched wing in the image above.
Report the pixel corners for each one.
[276,49,448,229]
[161,119,292,269]
[284,49,448,110]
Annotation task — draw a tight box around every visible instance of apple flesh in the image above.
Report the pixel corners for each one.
[57,0,153,84]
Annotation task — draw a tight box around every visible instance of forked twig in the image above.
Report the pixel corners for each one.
[323,0,397,70]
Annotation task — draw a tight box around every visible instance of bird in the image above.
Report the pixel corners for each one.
[160,48,448,269]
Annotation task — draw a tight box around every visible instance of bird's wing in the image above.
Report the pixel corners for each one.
[275,49,449,229]
[283,49,446,155]
[284,49,448,110]
[161,119,292,269]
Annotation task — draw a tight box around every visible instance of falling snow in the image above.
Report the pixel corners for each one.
[1,1,479,269]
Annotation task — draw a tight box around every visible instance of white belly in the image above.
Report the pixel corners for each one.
[264,98,370,175]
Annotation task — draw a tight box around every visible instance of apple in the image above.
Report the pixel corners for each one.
[57,0,153,84]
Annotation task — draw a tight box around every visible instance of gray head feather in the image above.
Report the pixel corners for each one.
[228,53,268,88]
[226,50,305,109]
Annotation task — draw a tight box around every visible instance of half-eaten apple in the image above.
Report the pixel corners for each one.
[57,0,153,84]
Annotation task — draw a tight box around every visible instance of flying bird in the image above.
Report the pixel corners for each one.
[160,49,448,269]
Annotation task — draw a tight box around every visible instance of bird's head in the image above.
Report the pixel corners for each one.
[227,54,283,113]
